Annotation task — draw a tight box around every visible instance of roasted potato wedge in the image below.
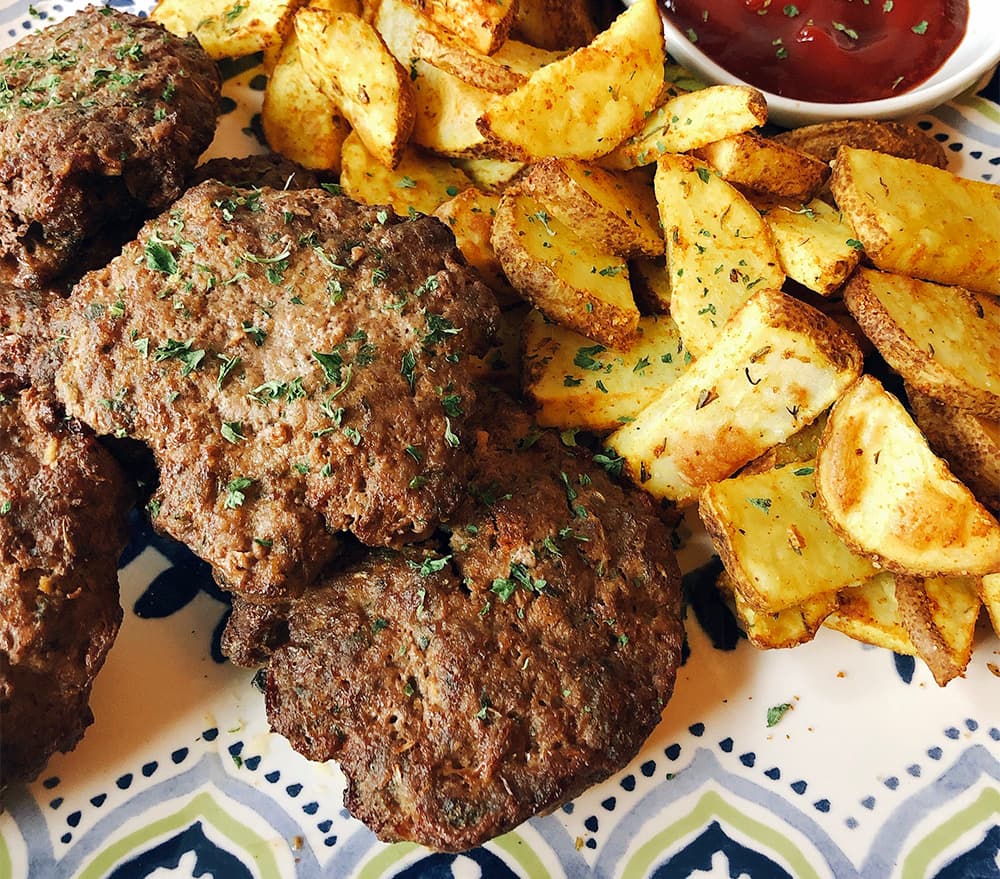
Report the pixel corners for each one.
[843,268,1000,419]
[701,460,877,612]
[773,119,947,168]
[606,287,863,505]
[693,132,830,202]
[981,573,1000,639]
[296,7,415,168]
[340,131,473,215]
[739,413,828,477]
[433,188,519,305]
[895,575,980,686]
[151,0,302,60]
[452,157,525,190]
[718,570,838,650]
[413,27,563,94]
[405,0,517,56]
[749,195,861,296]
[521,309,688,432]
[261,29,351,172]
[523,158,663,258]
[477,0,665,162]
[816,375,1000,576]
[511,0,596,50]
[600,85,768,170]
[830,147,1000,296]
[491,189,639,348]
[823,573,915,656]
[655,154,784,357]
[908,386,1000,512]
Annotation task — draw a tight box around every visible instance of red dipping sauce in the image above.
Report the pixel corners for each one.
[662,0,969,104]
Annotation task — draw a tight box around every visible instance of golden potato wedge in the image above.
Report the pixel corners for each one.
[629,255,671,314]
[717,570,838,650]
[261,29,351,172]
[605,287,863,505]
[693,132,830,202]
[413,27,563,94]
[523,159,663,258]
[655,154,784,357]
[895,575,980,686]
[843,268,1000,419]
[748,195,861,297]
[339,131,473,215]
[433,188,519,305]
[701,460,877,613]
[296,6,415,168]
[521,309,688,432]
[830,147,1000,296]
[452,157,525,191]
[599,85,768,171]
[477,0,665,162]
[151,0,302,60]
[511,0,596,50]
[816,375,1000,576]
[823,573,915,656]
[773,119,947,168]
[908,386,1000,512]
[405,0,517,56]
[491,189,639,348]
[981,573,1000,639]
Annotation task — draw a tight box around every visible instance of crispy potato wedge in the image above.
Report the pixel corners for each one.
[404,0,517,56]
[717,570,838,649]
[701,460,877,612]
[151,0,302,60]
[600,85,768,170]
[491,189,639,348]
[452,157,525,190]
[816,375,1000,576]
[843,268,1000,419]
[908,386,1000,512]
[981,573,1000,638]
[824,573,915,655]
[693,132,830,202]
[605,287,863,505]
[830,147,1000,296]
[413,27,563,94]
[261,29,351,172]
[521,309,688,432]
[629,255,671,314]
[655,154,784,357]
[523,159,663,257]
[340,131,473,215]
[296,7,415,168]
[748,195,861,297]
[773,119,947,168]
[511,0,596,50]
[895,575,980,686]
[477,0,665,162]
[433,188,519,305]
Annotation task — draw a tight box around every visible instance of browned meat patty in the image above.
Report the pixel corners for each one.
[57,182,499,602]
[191,154,327,192]
[0,7,221,287]
[0,388,132,786]
[255,396,683,851]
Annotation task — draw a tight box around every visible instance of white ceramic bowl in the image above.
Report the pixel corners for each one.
[658,1,1000,128]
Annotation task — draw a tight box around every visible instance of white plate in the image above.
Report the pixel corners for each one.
[1,3,999,878]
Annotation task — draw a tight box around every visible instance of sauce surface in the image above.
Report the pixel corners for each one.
[662,0,969,104]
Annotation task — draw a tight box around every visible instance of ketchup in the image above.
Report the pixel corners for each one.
[662,0,969,103]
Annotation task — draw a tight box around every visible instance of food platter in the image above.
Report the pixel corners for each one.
[1,0,999,876]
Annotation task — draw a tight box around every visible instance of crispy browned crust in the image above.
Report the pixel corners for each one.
[773,119,948,168]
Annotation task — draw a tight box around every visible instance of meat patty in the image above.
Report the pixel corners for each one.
[254,396,684,850]
[191,154,327,192]
[0,388,132,786]
[57,182,499,602]
[0,7,221,287]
